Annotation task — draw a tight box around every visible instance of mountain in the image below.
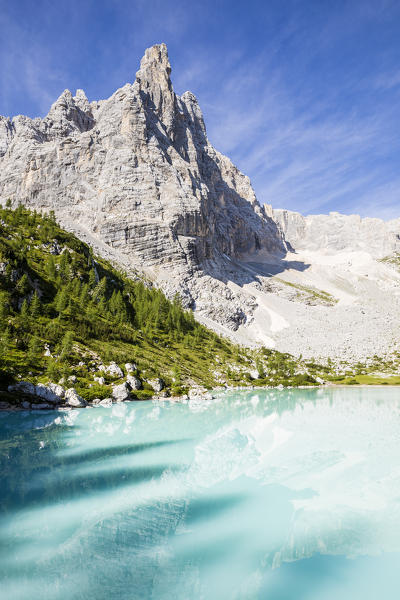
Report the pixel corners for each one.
[0,44,284,328]
[274,209,400,257]
[1,205,331,408]
[0,43,399,362]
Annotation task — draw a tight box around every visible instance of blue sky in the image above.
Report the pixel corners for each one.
[1,0,399,218]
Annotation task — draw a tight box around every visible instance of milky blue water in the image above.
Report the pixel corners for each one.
[1,387,400,599]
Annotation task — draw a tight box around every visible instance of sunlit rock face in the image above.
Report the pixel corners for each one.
[0,43,285,326]
[274,209,400,258]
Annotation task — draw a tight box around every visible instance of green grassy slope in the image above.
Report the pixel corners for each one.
[1,204,397,403]
[0,204,322,400]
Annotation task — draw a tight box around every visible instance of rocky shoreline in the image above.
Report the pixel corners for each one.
[0,380,215,411]
[0,378,349,411]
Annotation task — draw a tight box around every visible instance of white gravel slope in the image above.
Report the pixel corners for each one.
[234,250,400,361]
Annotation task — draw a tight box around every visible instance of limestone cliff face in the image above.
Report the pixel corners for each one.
[273,209,400,258]
[0,44,285,314]
[2,43,400,360]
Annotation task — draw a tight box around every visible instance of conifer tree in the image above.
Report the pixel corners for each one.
[30,292,41,319]
[46,359,59,381]
[16,273,30,296]
[59,251,71,281]
[20,298,29,320]
[71,278,81,297]
[0,328,11,357]
[79,283,90,307]
[27,335,41,362]
[92,277,107,302]
[59,330,74,361]
[88,268,97,289]
[0,292,9,322]
[46,255,56,279]
[55,288,68,314]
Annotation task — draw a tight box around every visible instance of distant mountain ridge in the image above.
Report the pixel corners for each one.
[273,209,400,257]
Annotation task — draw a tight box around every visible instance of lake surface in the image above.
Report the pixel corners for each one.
[1,387,400,599]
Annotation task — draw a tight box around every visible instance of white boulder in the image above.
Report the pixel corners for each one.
[99,398,113,407]
[65,388,87,407]
[35,382,65,403]
[148,378,164,392]
[111,382,131,402]
[126,374,141,390]
[188,387,213,401]
[105,362,124,378]
[8,381,36,395]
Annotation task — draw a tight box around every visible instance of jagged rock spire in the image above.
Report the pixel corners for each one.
[135,43,176,136]
[44,88,93,137]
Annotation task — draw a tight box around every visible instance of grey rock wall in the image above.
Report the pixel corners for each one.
[0,44,285,321]
[273,209,400,258]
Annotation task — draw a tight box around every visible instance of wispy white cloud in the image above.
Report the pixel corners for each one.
[373,71,400,90]
[179,29,400,220]
[0,0,399,220]
[0,11,66,117]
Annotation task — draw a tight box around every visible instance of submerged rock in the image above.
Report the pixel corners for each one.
[31,403,52,410]
[98,398,113,407]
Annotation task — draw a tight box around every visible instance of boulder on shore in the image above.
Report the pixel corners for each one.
[111,382,131,402]
[148,378,164,392]
[188,387,213,401]
[8,381,65,403]
[8,381,36,395]
[36,382,65,403]
[126,374,142,390]
[65,388,87,407]
[99,398,113,407]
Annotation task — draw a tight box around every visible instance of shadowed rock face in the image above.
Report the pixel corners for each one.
[0,44,285,315]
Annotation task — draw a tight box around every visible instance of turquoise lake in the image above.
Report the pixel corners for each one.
[1,387,400,599]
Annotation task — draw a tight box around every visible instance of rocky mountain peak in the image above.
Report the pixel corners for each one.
[44,88,94,137]
[135,43,175,135]
[1,43,399,361]
[136,43,172,82]
[0,42,285,312]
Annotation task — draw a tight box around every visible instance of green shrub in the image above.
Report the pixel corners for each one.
[76,383,112,401]
[132,389,154,400]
